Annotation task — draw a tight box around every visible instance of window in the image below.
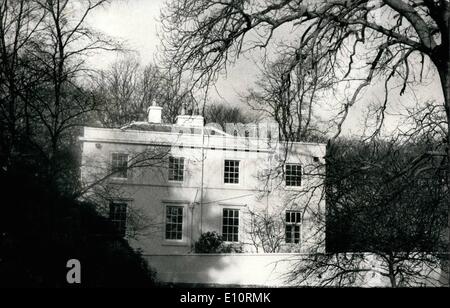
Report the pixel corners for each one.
[285,164,302,186]
[224,160,240,184]
[222,209,239,242]
[111,153,128,179]
[109,202,127,237]
[285,210,301,244]
[165,206,183,240]
[168,156,185,182]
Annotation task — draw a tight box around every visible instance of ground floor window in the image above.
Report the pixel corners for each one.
[285,210,301,243]
[166,205,183,240]
[222,208,239,242]
[109,201,127,237]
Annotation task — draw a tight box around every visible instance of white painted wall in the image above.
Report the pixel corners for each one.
[80,126,327,255]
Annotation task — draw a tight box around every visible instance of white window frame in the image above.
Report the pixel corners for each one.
[168,156,185,183]
[162,202,188,245]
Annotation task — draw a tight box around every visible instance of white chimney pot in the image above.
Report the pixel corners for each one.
[148,102,162,124]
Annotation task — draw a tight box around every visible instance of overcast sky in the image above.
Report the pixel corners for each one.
[88,0,255,106]
[88,0,445,138]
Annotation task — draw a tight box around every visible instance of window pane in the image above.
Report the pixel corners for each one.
[285,225,292,243]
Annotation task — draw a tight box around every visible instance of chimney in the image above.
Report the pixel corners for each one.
[147,101,162,124]
[176,115,204,127]
[175,102,204,127]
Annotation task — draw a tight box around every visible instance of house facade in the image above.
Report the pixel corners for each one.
[79,105,327,285]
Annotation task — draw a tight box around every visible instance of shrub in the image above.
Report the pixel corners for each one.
[0,169,158,287]
[194,231,242,253]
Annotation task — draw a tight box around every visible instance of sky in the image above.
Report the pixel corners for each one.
[88,0,445,138]
[88,0,256,106]
[88,0,162,65]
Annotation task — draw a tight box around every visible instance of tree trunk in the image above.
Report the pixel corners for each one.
[388,256,397,288]
[440,3,450,288]
[445,66,450,288]
[437,58,450,287]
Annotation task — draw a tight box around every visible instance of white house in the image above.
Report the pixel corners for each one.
[79,104,327,286]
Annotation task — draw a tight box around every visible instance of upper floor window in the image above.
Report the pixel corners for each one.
[285,210,301,244]
[109,201,127,237]
[224,160,240,184]
[165,205,183,240]
[111,153,128,179]
[222,208,239,242]
[285,164,302,186]
[168,156,185,182]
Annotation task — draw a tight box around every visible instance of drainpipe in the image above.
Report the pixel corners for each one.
[189,201,196,250]
[200,124,205,236]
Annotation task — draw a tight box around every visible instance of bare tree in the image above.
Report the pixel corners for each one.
[92,57,196,127]
[26,1,119,179]
[245,209,285,253]
[315,138,446,287]
[161,0,449,128]
[0,0,45,168]
[92,57,145,127]
[0,0,121,194]
[203,102,258,130]
[245,51,330,142]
